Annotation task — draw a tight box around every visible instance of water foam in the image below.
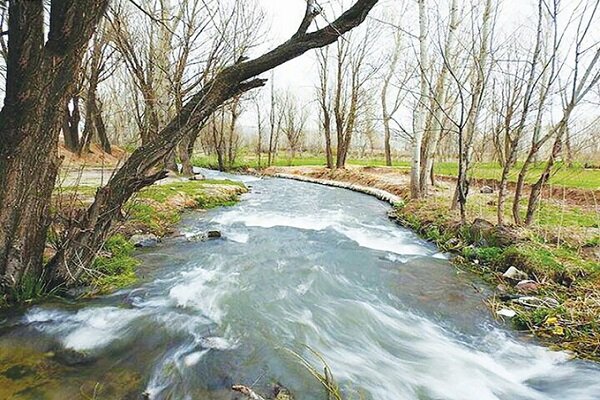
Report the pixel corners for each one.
[26,306,144,351]
[168,267,237,323]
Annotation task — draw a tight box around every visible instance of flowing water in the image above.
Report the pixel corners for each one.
[1,171,600,400]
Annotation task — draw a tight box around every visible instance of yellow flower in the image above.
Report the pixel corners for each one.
[552,326,564,336]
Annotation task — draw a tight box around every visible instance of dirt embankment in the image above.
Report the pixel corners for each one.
[59,143,129,168]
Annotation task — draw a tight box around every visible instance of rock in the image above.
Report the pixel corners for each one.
[516,280,539,293]
[53,348,97,366]
[186,232,208,242]
[130,234,159,248]
[186,230,222,242]
[480,185,494,194]
[489,224,519,247]
[470,218,494,245]
[497,308,516,318]
[503,266,528,281]
[207,230,222,239]
[188,174,205,181]
[496,284,509,293]
[514,296,559,309]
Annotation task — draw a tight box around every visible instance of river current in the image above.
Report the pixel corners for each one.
[1,170,599,399]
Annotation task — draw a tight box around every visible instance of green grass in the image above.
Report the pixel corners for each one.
[466,193,599,229]
[194,154,600,190]
[435,161,600,190]
[8,274,52,304]
[138,180,245,203]
[56,185,99,196]
[92,234,140,292]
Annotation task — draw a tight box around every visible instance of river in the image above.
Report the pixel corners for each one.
[1,171,600,399]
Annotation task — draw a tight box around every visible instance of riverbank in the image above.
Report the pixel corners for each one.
[1,176,248,307]
[263,166,600,360]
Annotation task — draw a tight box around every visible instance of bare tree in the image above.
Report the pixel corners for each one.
[317,46,335,168]
[317,18,379,169]
[419,0,460,194]
[0,0,109,292]
[410,0,431,198]
[282,92,308,163]
[381,27,404,167]
[495,0,547,225]
[523,0,600,225]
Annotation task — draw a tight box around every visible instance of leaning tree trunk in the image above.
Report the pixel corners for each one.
[497,139,519,225]
[512,146,537,225]
[45,0,380,288]
[0,0,109,293]
[525,131,564,226]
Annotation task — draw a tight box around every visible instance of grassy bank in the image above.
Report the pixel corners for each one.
[72,179,247,294]
[392,200,600,360]
[2,179,247,307]
[194,154,600,190]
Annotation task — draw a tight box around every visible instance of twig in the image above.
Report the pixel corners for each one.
[231,385,267,400]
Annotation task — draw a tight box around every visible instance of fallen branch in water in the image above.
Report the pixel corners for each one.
[232,385,267,400]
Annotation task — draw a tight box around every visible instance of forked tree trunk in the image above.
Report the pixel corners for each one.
[0,0,109,292]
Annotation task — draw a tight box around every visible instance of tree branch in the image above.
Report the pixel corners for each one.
[293,0,322,38]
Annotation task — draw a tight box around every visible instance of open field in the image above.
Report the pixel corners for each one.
[194,154,600,190]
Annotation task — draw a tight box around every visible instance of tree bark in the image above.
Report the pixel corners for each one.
[525,133,563,225]
[420,0,459,195]
[0,0,110,292]
[178,132,196,176]
[410,0,430,199]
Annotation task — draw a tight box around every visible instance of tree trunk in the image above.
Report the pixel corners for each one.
[94,99,111,155]
[411,0,430,199]
[324,122,334,169]
[63,96,81,153]
[512,147,537,225]
[178,132,195,176]
[383,118,392,167]
[0,0,109,293]
[525,135,562,225]
[496,144,518,226]
[420,0,459,195]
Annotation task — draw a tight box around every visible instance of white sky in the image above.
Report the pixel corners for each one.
[241,0,535,128]
[242,0,599,133]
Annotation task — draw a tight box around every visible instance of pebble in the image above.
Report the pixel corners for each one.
[497,308,517,318]
[516,280,539,292]
[503,266,528,281]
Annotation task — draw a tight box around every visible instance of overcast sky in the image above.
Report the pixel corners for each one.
[242,0,599,131]
[241,0,535,128]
